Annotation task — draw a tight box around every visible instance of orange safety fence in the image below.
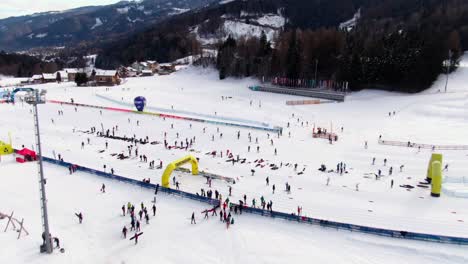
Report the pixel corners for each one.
[286,99,321,105]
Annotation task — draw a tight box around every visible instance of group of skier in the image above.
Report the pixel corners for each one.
[121,201,157,244]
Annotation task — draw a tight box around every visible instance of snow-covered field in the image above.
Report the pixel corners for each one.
[2,55,468,263]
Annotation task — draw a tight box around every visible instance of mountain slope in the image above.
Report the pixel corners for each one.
[93,0,467,93]
[0,0,220,51]
[94,0,366,68]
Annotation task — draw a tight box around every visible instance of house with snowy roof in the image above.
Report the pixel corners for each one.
[95,70,121,86]
[41,73,57,83]
[55,70,68,82]
[31,74,43,84]
[64,68,79,81]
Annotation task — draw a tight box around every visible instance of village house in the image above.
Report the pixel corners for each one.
[131,61,144,73]
[30,74,42,84]
[95,70,121,86]
[65,69,79,81]
[119,66,138,78]
[55,70,68,82]
[131,60,159,74]
[158,64,176,75]
[146,60,159,73]
[127,67,138,77]
[41,73,57,83]
[140,69,154,77]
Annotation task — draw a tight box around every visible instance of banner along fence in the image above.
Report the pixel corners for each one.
[249,85,346,102]
[378,139,468,150]
[95,93,270,128]
[47,100,282,133]
[286,99,321,105]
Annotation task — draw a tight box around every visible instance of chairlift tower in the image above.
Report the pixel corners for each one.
[24,89,53,254]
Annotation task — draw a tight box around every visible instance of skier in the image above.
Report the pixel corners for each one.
[191,212,196,224]
[139,210,143,220]
[136,220,141,232]
[272,184,275,194]
[75,212,83,224]
[152,204,156,216]
[130,232,143,245]
[266,177,269,186]
[391,179,394,189]
[145,214,149,224]
[372,157,376,165]
[101,183,106,193]
[122,226,127,238]
[53,237,60,249]
[122,205,126,216]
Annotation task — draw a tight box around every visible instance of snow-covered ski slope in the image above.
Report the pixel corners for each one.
[1,157,467,264]
[1,54,468,263]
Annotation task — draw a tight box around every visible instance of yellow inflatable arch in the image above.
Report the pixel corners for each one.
[161,155,199,188]
[0,133,13,155]
[426,153,442,182]
[0,141,13,155]
[427,153,443,197]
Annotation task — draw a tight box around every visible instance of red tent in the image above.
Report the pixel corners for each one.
[16,148,37,163]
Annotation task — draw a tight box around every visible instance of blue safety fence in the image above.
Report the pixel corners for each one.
[41,156,468,245]
[42,156,219,206]
[95,93,274,129]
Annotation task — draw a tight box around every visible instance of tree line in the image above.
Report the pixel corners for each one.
[216,0,465,92]
[0,51,63,77]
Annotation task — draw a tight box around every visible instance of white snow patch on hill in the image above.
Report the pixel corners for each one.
[116,7,129,14]
[256,14,285,28]
[91,18,103,30]
[169,8,190,15]
[35,33,48,38]
[223,20,277,41]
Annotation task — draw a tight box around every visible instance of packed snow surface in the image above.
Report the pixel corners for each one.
[2,54,468,263]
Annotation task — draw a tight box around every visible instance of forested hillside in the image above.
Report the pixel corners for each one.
[97,0,467,92]
[0,52,62,77]
[217,0,465,92]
